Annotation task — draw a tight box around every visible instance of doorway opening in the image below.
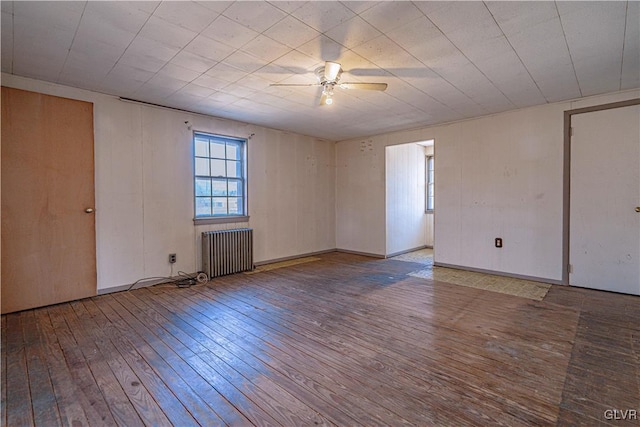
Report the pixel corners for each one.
[384,139,434,263]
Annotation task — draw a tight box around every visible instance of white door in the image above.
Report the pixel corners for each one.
[569,104,640,295]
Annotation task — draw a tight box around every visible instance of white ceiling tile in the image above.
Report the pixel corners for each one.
[178,83,216,98]
[222,2,287,33]
[170,50,218,73]
[5,1,635,141]
[533,74,582,103]
[559,1,627,96]
[131,85,178,104]
[195,1,233,14]
[324,16,382,49]
[205,62,250,83]
[157,63,201,82]
[296,35,345,62]
[126,36,180,61]
[499,17,579,101]
[272,49,322,73]
[219,84,256,98]
[485,1,558,36]
[201,15,259,49]
[119,37,179,73]
[358,2,422,34]
[165,91,207,109]
[240,35,290,63]
[184,35,236,62]
[139,16,197,50]
[69,36,125,66]
[83,1,153,34]
[152,1,221,32]
[192,74,230,91]
[13,13,77,54]
[222,50,267,73]
[621,1,640,90]
[1,1,13,14]
[263,15,320,49]
[252,63,296,83]
[351,35,424,70]
[207,91,242,104]
[145,74,189,92]
[61,50,115,78]
[2,11,13,73]
[268,1,308,14]
[234,74,273,91]
[386,17,449,64]
[340,1,380,15]
[73,14,136,52]
[108,63,154,82]
[13,1,84,32]
[12,53,64,82]
[570,59,623,97]
[290,2,355,33]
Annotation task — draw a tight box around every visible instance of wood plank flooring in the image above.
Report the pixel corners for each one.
[2,252,639,426]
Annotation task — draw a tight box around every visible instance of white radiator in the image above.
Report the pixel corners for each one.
[202,228,253,278]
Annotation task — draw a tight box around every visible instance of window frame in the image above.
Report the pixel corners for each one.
[426,155,434,213]
[193,131,249,225]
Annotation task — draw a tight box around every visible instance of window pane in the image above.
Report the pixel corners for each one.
[211,159,225,176]
[228,180,243,196]
[212,197,228,215]
[195,178,211,196]
[195,197,212,216]
[195,138,209,157]
[227,160,241,178]
[226,142,241,160]
[210,141,225,158]
[428,170,434,182]
[195,158,209,176]
[194,133,246,219]
[212,179,227,196]
[228,197,242,215]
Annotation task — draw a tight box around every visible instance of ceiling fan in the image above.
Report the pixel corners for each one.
[270,61,388,106]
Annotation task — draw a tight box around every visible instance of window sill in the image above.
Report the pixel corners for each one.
[193,215,250,225]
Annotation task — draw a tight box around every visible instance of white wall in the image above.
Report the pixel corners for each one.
[2,74,336,291]
[385,143,427,256]
[337,89,640,281]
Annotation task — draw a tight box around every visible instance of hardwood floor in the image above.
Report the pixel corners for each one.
[2,252,639,426]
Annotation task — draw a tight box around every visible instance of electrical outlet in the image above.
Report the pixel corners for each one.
[169,253,177,264]
[495,238,503,248]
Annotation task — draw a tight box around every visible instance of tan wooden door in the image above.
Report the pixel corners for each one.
[1,87,97,313]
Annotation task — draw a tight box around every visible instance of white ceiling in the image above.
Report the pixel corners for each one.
[2,1,638,141]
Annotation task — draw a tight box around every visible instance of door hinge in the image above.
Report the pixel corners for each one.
[567,264,573,274]
[569,127,574,137]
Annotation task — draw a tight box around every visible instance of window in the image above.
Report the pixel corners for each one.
[426,155,434,211]
[194,132,247,222]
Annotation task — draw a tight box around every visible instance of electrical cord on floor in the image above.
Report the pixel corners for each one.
[127,271,209,291]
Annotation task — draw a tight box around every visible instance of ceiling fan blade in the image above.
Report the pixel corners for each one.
[324,61,341,81]
[339,82,388,91]
[269,83,320,87]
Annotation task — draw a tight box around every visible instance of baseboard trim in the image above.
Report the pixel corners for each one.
[254,249,337,266]
[97,273,198,295]
[386,245,429,258]
[433,262,562,285]
[335,248,386,259]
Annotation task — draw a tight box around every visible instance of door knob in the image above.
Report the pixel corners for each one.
[636,207,640,213]
[85,208,95,213]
